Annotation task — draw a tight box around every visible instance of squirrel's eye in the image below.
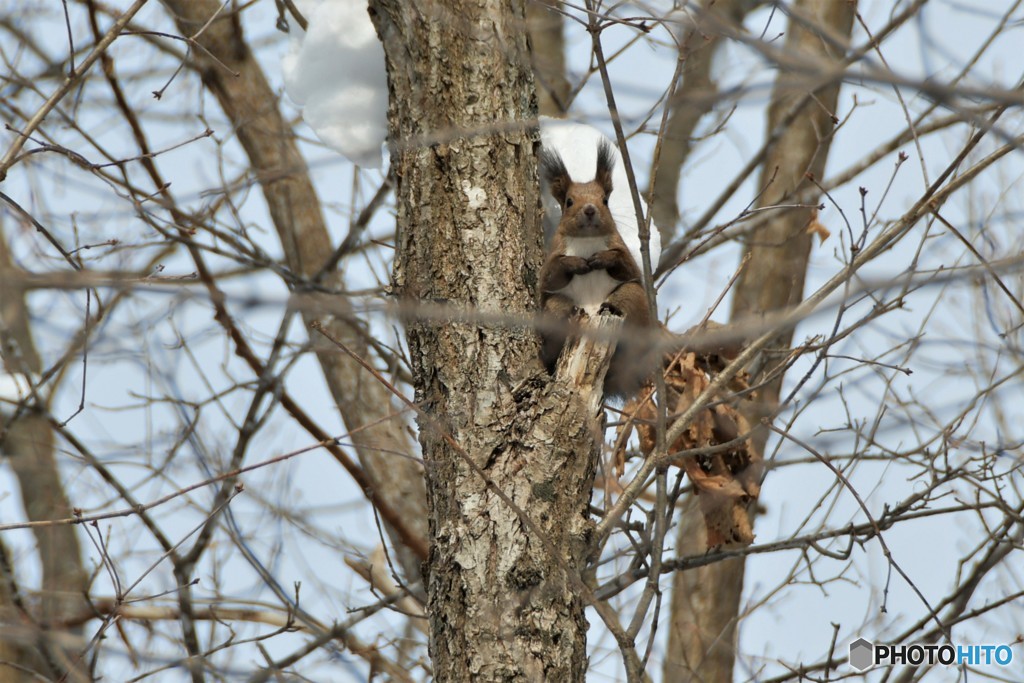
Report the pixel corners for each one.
[603,195,609,206]
[565,197,574,208]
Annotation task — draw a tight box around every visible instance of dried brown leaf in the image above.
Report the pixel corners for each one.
[805,208,831,243]
[623,343,764,548]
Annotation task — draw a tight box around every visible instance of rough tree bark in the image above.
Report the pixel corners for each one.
[369,1,610,679]
[665,2,855,680]
[160,0,428,582]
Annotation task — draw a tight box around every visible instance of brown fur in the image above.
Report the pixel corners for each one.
[538,141,653,398]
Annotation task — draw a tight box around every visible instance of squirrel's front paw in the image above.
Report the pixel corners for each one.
[588,250,619,270]
[560,255,592,275]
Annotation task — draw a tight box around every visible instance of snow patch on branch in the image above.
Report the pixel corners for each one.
[280,1,661,272]
[281,0,387,168]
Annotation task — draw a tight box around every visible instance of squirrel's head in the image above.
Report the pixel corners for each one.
[540,140,616,237]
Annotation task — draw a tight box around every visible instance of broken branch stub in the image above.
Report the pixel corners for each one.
[555,310,624,418]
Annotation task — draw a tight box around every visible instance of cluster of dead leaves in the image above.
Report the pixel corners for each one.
[617,333,764,548]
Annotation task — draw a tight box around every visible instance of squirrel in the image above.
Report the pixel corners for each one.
[538,140,654,398]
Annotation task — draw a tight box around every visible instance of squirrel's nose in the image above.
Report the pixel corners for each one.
[584,205,596,218]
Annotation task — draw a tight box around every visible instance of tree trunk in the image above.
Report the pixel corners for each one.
[650,0,760,241]
[370,1,606,679]
[160,0,428,583]
[0,225,88,682]
[526,0,571,117]
[666,2,855,680]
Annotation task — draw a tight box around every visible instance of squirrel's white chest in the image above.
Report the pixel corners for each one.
[564,236,607,258]
[558,236,617,315]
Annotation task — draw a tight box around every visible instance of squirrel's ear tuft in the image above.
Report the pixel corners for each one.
[539,148,571,207]
[595,140,615,196]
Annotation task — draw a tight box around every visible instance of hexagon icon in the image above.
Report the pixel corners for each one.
[849,638,874,671]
